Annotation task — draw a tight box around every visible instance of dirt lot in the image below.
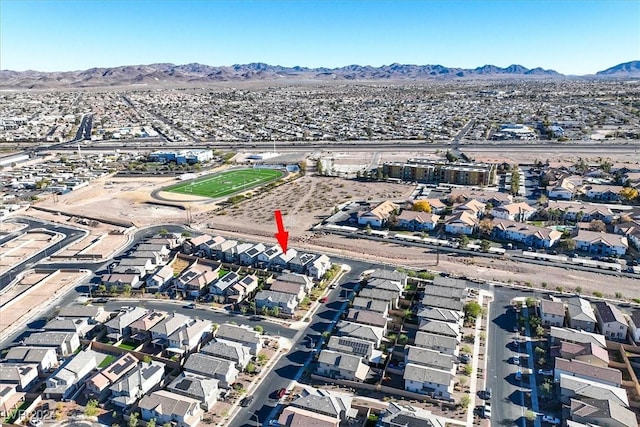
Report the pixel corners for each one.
[202,175,414,236]
[0,231,62,275]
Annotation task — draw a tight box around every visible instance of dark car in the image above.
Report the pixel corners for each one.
[240,396,254,407]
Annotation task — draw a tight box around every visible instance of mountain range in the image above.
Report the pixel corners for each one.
[0,61,638,89]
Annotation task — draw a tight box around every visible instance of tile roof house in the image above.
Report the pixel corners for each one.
[549,327,605,348]
[490,202,536,221]
[166,373,219,411]
[565,297,598,332]
[417,320,461,342]
[175,263,219,298]
[414,332,458,356]
[269,280,307,302]
[316,350,369,382]
[3,347,57,377]
[215,324,262,355]
[559,374,629,408]
[22,331,80,357]
[167,319,213,353]
[554,358,622,387]
[129,310,167,343]
[369,269,408,287]
[238,243,266,266]
[491,219,562,248]
[57,305,105,323]
[0,384,25,418]
[454,199,486,218]
[569,397,637,427]
[278,272,315,292]
[183,353,239,389]
[150,312,193,349]
[448,189,512,205]
[145,265,174,292]
[396,210,440,231]
[0,364,39,392]
[289,388,355,421]
[336,321,384,348]
[444,211,478,235]
[573,230,629,256]
[278,406,340,427]
[584,184,624,202]
[346,309,389,331]
[403,363,454,400]
[420,295,464,312]
[540,299,566,327]
[85,353,139,400]
[358,287,399,309]
[614,221,640,250]
[308,254,332,280]
[380,402,446,427]
[326,336,375,362]
[416,307,463,326]
[357,200,400,228]
[254,290,299,317]
[594,301,628,340]
[45,350,105,399]
[365,277,404,296]
[352,297,389,316]
[288,252,317,274]
[555,341,609,367]
[201,340,252,371]
[628,310,640,344]
[139,389,203,427]
[404,346,457,375]
[105,307,149,341]
[109,360,166,408]
[256,244,283,268]
[549,201,617,224]
[209,271,241,300]
[100,273,141,290]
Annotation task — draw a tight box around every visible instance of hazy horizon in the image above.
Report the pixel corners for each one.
[1,0,638,75]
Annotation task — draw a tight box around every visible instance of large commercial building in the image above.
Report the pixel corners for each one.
[383,159,496,186]
[148,149,214,165]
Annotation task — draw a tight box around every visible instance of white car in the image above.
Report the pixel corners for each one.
[542,415,560,425]
[513,355,520,365]
[538,369,554,376]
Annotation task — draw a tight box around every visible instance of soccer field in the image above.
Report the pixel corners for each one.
[166,168,284,198]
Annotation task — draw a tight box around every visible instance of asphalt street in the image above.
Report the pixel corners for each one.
[228,260,375,427]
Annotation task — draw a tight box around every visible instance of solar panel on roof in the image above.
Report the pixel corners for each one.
[174,379,193,390]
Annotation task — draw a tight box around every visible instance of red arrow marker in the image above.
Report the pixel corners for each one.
[274,210,289,253]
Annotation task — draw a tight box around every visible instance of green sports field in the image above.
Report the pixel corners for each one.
[166,168,284,198]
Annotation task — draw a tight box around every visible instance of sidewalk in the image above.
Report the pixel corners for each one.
[522,308,541,427]
[466,290,492,426]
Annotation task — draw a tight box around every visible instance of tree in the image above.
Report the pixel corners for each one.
[589,219,606,232]
[249,301,256,315]
[246,362,257,374]
[510,166,521,195]
[85,399,99,417]
[122,284,132,297]
[128,412,139,427]
[271,306,281,317]
[464,301,482,320]
[525,297,537,308]
[142,355,152,364]
[254,325,264,334]
[412,200,432,213]
[397,334,408,345]
[316,159,323,175]
[240,305,248,315]
[181,231,192,238]
[525,410,536,422]
[365,224,372,235]
[463,364,473,376]
[459,395,471,408]
[460,235,469,248]
[402,309,412,320]
[480,239,491,252]
[559,239,576,251]
[620,187,639,201]
[537,194,548,206]
[478,218,493,237]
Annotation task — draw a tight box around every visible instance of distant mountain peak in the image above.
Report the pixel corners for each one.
[0,60,634,89]
[596,60,640,76]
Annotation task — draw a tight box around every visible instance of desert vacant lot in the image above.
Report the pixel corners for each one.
[165,168,284,198]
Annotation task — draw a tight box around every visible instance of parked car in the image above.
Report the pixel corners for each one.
[185,303,197,309]
[482,403,492,419]
[542,415,560,425]
[319,297,328,303]
[459,354,471,363]
[513,355,520,365]
[515,370,522,381]
[538,369,554,376]
[240,396,254,407]
[277,387,287,398]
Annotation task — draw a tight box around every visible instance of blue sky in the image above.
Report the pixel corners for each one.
[1,0,638,74]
